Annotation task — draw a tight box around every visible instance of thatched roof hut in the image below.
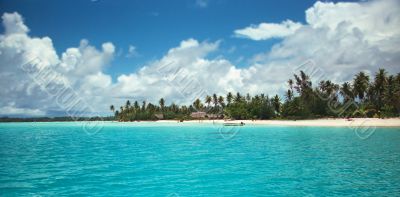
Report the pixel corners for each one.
[154,113,164,119]
[190,112,206,118]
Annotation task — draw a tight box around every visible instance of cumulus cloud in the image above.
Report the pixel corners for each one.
[2,12,29,35]
[234,20,303,40]
[0,12,115,116]
[111,39,231,104]
[305,0,400,53]
[1,0,400,117]
[233,0,400,87]
[127,0,400,105]
[251,0,400,82]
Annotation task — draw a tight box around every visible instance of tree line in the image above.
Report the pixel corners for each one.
[111,68,400,121]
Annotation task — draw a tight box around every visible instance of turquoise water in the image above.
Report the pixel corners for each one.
[0,122,399,196]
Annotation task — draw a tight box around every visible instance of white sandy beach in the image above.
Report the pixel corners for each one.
[156,118,400,127]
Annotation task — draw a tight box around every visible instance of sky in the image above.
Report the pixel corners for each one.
[0,0,399,117]
[0,0,320,76]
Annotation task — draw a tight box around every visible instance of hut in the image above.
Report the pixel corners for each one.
[154,113,164,120]
[190,112,206,119]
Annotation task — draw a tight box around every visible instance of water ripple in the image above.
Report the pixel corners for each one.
[0,123,399,196]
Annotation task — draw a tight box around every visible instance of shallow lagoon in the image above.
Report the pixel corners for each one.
[0,122,399,196]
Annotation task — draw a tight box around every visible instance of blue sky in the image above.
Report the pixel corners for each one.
[1,0,336,78]
[0,0,398,116]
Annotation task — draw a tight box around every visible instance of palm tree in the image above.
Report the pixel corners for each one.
[212,94,218,108]
[395,74,400,112]
[246,93,251,103]
[110,105,115,113]
[218,96,225,108]
[142,101,146,111]
[226,92,233,106]
[288,79,294,91]
[125,100,131,112]
[205,95,212,108]
[285,89,293,101]
[294,71,311,92]
[234,92,242,103]
[286,79,294,100]
[340,82,353,103]
[159,98,165,111]
[353,71,370,101]
[171,103,178,113]
[134,101,139,111]
[181,105,188,114]
[319,80,339,101]
[374,68,387,109]
[193,98,202,111]
[111,68,399,121]
[272,95,281,114]
[382,75,396,114]
[293,71,312,101]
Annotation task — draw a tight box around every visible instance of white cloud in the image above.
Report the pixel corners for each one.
[111,38,228,104]
[84,72,112,89]
[237,0,400,85]
[305,0,400,52]
[2,12,29,35]
[0,102,45,116]
[234,20,303,40]
[0,12,115,116]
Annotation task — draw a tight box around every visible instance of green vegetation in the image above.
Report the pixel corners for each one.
[3,68,397,122]
[112,68,400,121]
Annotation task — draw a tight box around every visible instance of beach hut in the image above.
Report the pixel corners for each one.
[154,113,164,119]
[190,112,206,119]
[206,114,219,119]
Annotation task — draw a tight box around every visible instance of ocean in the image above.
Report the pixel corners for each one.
[0,122,399,196]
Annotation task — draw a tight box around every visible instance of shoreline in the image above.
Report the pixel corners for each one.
[155,118,400,127]
[1,118,400,127]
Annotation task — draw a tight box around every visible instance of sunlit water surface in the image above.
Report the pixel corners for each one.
[0,122,399,196]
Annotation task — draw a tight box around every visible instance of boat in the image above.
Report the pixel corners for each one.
[223,122,245,126]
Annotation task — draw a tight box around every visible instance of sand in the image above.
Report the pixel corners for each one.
[156,118,400,127]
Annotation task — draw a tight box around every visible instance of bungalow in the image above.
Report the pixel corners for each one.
[206,114,220,119]
[154,113,164,119]
[190,112,206,119]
